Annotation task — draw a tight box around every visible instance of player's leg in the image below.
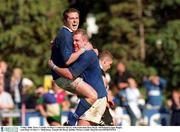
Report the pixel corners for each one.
[72,78,97,105]
[77,119,95,126]
[55,78,98,125]
[77,97,107,126]
[65,78,98,125]
[55,77,97,103]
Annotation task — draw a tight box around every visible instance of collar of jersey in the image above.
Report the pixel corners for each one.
[99,62,103,70]
[63,26,73,32]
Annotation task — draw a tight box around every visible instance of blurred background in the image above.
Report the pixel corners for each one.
[0,0,180,126]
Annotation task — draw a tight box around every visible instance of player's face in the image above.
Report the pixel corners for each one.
[66,12,79,32]
[102,59,113,72]
[73,34,84,50]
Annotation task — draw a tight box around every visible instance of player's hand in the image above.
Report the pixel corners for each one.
[108,100,115,109]
[107,92,115,108]
[93,48,99,55]
[84,42,93,50]
[48,60,54,70]
[50,39,55,48]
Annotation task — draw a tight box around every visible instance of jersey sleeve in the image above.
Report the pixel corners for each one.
[57,30,73,62]
[68,50,96,78]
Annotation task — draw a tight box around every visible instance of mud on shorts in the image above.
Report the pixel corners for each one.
[79,96,107,124]
[55,77,83,93]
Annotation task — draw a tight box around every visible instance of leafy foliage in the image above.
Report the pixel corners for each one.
[90,0,180,90]
[0,0,68,85]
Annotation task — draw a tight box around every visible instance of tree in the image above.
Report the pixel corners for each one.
[89,0,180,90]
[90,0,157,84]
[0,0,68,85]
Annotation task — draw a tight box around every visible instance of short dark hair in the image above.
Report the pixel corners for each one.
[63,8,80,23]
[73,29,89,40]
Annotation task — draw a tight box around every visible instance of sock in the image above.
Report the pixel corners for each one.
[68,98,91,125]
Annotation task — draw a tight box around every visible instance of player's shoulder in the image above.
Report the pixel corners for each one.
[59,27,72,34]
[84,50,96,57]
[86,49,96,54]
[57,28,71,40]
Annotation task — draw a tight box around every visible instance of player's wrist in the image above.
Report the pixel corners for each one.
[51,63,57,70]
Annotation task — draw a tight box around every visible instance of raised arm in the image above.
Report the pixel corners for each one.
[65,42,93,65]
[65,48,87,65]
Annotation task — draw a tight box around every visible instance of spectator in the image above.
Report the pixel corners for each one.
[10,68,33,109]
[0,71,14,125]
[113,85,128,108]
[109,84,125,126]
[10,68,23,109]
[22,79,36,109]
[0,60,11,93]
[114,62,132,90]
[125,78,144,125]
[0,72,14,110]
[170,89,180,126]
[143,75,167,109]
[35,85,61,126]
[51,80,70,111]
[113,62,132,109]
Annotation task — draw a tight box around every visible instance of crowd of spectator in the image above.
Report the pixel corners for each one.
[112,62,169,125]
[0,60,180,126]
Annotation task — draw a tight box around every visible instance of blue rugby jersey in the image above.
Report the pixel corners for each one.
[69,50,107,98]
[51,27,73,80]
[143,77,167,106]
